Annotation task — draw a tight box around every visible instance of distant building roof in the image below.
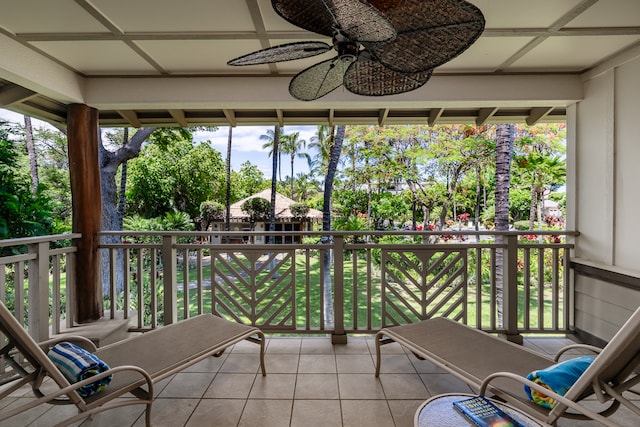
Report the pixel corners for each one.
[228,189,322,221]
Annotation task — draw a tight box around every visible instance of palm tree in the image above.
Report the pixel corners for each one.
[225,126,233,234]
[308,125,333,178]
[23,115,39,193]
[494,123,515,327]
[261,128,284,183]
[280,131,309,198]
[268,126,280,241]
[321,125,345,327]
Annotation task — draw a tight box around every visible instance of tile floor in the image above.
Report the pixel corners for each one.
[0,336,638,426]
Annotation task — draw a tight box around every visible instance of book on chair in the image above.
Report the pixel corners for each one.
[453,396,524,427]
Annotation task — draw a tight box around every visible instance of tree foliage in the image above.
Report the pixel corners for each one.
[126,138,225,219]
[0,122,54,242]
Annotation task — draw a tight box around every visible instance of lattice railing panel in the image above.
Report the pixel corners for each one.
[381,248,467,327]
[211,249,296,330]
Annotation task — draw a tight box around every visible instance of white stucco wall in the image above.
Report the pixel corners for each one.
[569,55,640,342]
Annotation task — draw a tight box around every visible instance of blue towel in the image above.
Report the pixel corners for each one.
[524,355,595,409]
[47,341,112,398]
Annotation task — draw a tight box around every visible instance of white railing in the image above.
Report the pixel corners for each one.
[0,234,80,343]
[99,230,577,340]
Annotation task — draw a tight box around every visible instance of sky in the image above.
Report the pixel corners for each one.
[0,108,316,177]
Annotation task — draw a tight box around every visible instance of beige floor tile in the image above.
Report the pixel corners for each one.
[387,399,425,427]
[378,374,430,400]
[419,373,473,396]
[265,353,300,373]
[341,400,395,427]
[204,373,256,399]
[219,353,261,374]
[132,398,198,427]
[0,397,51,427]
[23,404,82,427]
[182,354,227,372]
[300,337,336,354]
[290,400,342,427]
[334,339,370,354]
[158,372,215,398]
[298,354,337,373]
[230,339,264,354]
[78,401,147,427]
[295,374,339,399]
[368,340,406,355]
[336,354,375,373]
[338,374,386,399]
[249,373,296,399]
[377,354,417,374]
[267,338,302,354]
[409,356,448,374]
[238,399,292,427]
[184,399,245,427]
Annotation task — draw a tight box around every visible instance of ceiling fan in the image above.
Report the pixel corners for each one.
[227,0,485,101]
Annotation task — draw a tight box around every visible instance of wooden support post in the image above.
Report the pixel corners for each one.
[67,103,103,322]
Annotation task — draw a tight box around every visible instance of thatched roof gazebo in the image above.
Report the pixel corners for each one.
[210,190,322,244]
[228,190,322,223]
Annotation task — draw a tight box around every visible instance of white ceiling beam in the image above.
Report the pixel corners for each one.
[84,74,583,111]
[526,107,555,126]
[476,107,499,126]
[118,110,142,128]
[0,84,37,106]
[428,108,443,126]
[0,33,84,103]
[168,109,188,127]
[223,109,237,127]
[378,108,389,126]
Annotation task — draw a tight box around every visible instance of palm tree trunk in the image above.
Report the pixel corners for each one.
[226,126,232,235]
[24,116,39,193]
[474,165,482,231]
[322,125,344,328]
[269,126,280,241]
[494,124,515,327]
[290,154,295,197]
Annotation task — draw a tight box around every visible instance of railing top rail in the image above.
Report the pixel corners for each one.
[99,230,579,237]
[0,233,81,248]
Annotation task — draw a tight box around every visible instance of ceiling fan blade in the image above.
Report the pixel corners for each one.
[331,0,396,42]
[271,0,336,37]
[289,57,351,101]
[364,0,485,72]
[227,41,331,66]
[271,0,395,42]
[367,21,484,73]
[344,57,432,96]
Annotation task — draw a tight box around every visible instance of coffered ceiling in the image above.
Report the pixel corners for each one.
[1,0,639,127]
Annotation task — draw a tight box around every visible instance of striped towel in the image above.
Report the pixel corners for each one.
[524,355,595,409]
[47,341,112,398]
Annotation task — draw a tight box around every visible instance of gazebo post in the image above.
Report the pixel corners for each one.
[67,103,103,322]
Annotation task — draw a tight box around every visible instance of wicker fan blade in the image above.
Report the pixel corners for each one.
[344,57,432,96]
[271,0,336,37]
[289,57,351,101]
[271,0,396,42]
[364,0,485,72]
[227,41,331,66]
[330,0,396,42]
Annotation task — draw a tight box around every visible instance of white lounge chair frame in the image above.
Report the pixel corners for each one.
[0,301,265,426]
[375,306,640,426]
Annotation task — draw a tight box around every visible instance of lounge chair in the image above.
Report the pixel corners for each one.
[0,301,265,426]
[375,306,640,426]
